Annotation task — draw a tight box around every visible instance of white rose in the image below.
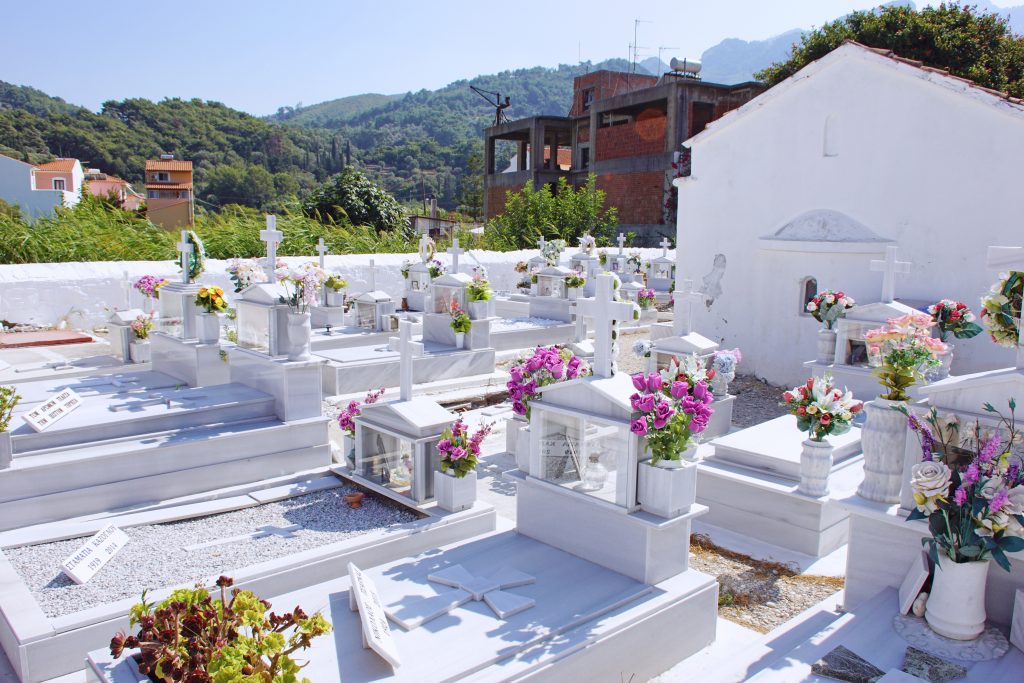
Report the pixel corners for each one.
[927,305,937,314]
[911,461,952,499]
[806,302,818,312]
[1002,485,1024,515]
[979,477,1005,501]
[825,294,835,304]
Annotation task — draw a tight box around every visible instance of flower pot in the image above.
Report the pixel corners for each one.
[196,312,220,344]
[710,371,734,398]
[530,284,538,296]
[341,434,355,469]
[128,340,151,364]
[799,438,833,497]
[931,341,954,380]
[857,398,907,503]
[435,469,477,512]
[925,555,989,640]
[638,459,696,518]
[817,328,837,364]
[287,312,312,361]
[454,331,466,349]
[514,424,531,471]
[568,287,579,301]
[468,300,493,320]
[326,290,345,307]
[343,491,365,509]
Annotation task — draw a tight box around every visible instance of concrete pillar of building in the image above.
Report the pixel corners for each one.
[485,136,496,175]
[531,123,545,174]
[518,141,528,171]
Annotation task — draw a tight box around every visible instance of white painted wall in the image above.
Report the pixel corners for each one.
[0,154,64,219]
[676,43,1023,387]
[0,248,667,328]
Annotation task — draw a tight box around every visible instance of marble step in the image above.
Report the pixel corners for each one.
[0,438,330,531]
[0,416,328,502]
[8,382,276,455]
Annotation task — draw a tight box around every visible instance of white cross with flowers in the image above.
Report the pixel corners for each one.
[674,278,703,337]
[987,245,1024,370]
[418,233,433,263]
[175,230,193,284]
[617,232,627,255]
[577,273,637,377]
[260,215,283,282]
[448,238,465,274]
[869,245,912,304]
[659,237,672,258]
[397,319,423,401]
[536,235,546,252]
[316,238,328,269]
[384,563,535,631]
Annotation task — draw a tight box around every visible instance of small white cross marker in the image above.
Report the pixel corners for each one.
[419,233,433,262]
[367,259,377,292]
[175,230,193,284]
[617,232,627,255]
[869,245,912,304]
[536,235,546,252]
[260,215,283,281]
[316,238,328,269]
[448,238,465,274]
[184,524,300,551]
[660,237,672,258]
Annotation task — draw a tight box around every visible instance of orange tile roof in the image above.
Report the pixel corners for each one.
[35,159,78,172]
[145,159,193,171]
[144,182,192,190]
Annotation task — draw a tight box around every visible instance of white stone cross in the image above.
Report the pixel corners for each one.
[577,273,637,377]
[617,232,627,255]
[368,258,377,292]
[183,524,301,551]
[536,235,546,252]
[316,238,328,269]
[987,245,1024,369]
[397,319,424,401]
[418,233,433,262]
[660,236,672,258]
[674,278,704,337]
[448,238,465,274]
[384,563,535,631]
[869,245,912,304]
[260,215,283,282]
[175,230,193,284]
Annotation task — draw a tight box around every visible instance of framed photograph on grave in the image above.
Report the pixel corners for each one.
[357,302,377,330]
[848,339,870,367]
[610,259,621,272]
[411,279,420,292]
[655,264,673,280]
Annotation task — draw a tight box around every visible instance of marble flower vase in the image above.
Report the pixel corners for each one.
[454,331,466,349]
[926,555,989,640]
[196,312,220,344]
[128,340,151,364]
[435,469,477,512]
[817,328,837,364]
[468,299,493,320]
[932,341,955,381]
[799,438,833,497]
[857,398,907,504]
[287,312,312,361]
[325,289,345,307]
[637,454,697,519]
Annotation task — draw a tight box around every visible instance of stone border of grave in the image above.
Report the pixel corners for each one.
[0,471,496,683]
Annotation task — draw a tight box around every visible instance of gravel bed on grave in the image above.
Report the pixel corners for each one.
[5,487,418,619]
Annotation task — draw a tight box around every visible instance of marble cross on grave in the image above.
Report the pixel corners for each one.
[869,245,912,304]
[660,236,672,259]
[384,563,535,631]
[448,238,465,274]
[183,524,301,552]
[367,259,377,292]
[536,235,546,252]
[617,232,627,255]
[674,278,704,337]
[578,273,637,377]
[418,233,433,263]
[316,238,328,269]
[398,319,424,401]
[988,245,1024,370]
[176,230,193,284]
[260,215,283,282]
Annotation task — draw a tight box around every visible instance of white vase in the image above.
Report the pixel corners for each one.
[926,555,989,640]
[817,328,837,364]
[454,331,465,349]
[530,284,538,295]
[435,469,477,512]
[326,290,345,307]
[468,300,492,320]
[287,312,312,361]
[128,340,151,364]
[857,398,907,503]
[710,371,734,397]
[512,422,531,471]
[568,288,579,301]
[341,434,355,469]
[638,458,697,518]
[0,431,12,470]
[799,438,833,497]
[196,312,220,344]
[931,341,954,380]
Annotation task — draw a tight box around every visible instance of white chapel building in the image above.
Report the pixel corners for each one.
[675,40,1024,387]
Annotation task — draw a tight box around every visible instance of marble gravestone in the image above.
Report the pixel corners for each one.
[60,525,129,584]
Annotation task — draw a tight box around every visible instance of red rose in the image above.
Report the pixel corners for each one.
[820,413,832,425]
[950,311,961,320]
[956,302,967,310]
[935,301,944,310]
[707,368,716,380]
[805,378,814,390]
[797,406,807,416]
[783,391,794,403]
[850,402,863,414]
[836,291,844,298]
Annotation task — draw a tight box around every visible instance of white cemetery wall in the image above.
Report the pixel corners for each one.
[0,250,669,329]
[676,45,1024,387]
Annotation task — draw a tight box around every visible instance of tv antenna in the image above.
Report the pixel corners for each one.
[470,86,511,126]
[631,18,652,74]
[657,46,679,73]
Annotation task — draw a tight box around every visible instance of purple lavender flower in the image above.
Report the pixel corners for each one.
[990,489,1010,513]
[963,463,980,485]
[954,487,968,506]
[979,434,1001,463]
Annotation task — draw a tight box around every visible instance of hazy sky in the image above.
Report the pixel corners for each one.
[2,0,1017,115]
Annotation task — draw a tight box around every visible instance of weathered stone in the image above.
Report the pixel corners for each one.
[810,645,886,683]
[900,646,967,683]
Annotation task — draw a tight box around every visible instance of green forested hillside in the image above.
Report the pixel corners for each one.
[271,93,403,127]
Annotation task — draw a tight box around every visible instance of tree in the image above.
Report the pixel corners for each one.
[457,150,484,220]
[756,4,1024,98]
[303,167,407,233]
[200,162,277,210]
[485,174,618,250]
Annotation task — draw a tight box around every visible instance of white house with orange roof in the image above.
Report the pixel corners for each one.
[0,153,82,218]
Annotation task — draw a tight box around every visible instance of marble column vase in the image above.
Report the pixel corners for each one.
[196,312,220,344]
[857,398,907,503]
[514,423,531,471]
[817,328,838,364]
[128,340,151,364]
[435,469,477,512]
[568,288,579,301]
[468,299,493,320]
[287,312,312,361]
[932,341,954,381]
[454,331,466,350]
[637,453,697,519]
[341,434,355,469]
[326,290,345,307]
[926,555,989,640]
[799,438,833,497]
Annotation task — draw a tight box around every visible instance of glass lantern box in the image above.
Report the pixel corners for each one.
[536,266,571,298]
[156,283,199,339]
[429,274,470,314]
[235,283,290,356]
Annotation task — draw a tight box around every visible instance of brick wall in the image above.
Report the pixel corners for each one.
[597,171,665,226]
[485,183,523,219]
[595,108,666,161]
[570,71,659,117]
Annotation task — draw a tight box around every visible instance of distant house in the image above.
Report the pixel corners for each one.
[0,153,82,219]
[84,168,144,210]
[145,155,194,229]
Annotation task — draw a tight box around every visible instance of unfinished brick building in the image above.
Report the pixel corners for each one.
[483,69,764,245]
